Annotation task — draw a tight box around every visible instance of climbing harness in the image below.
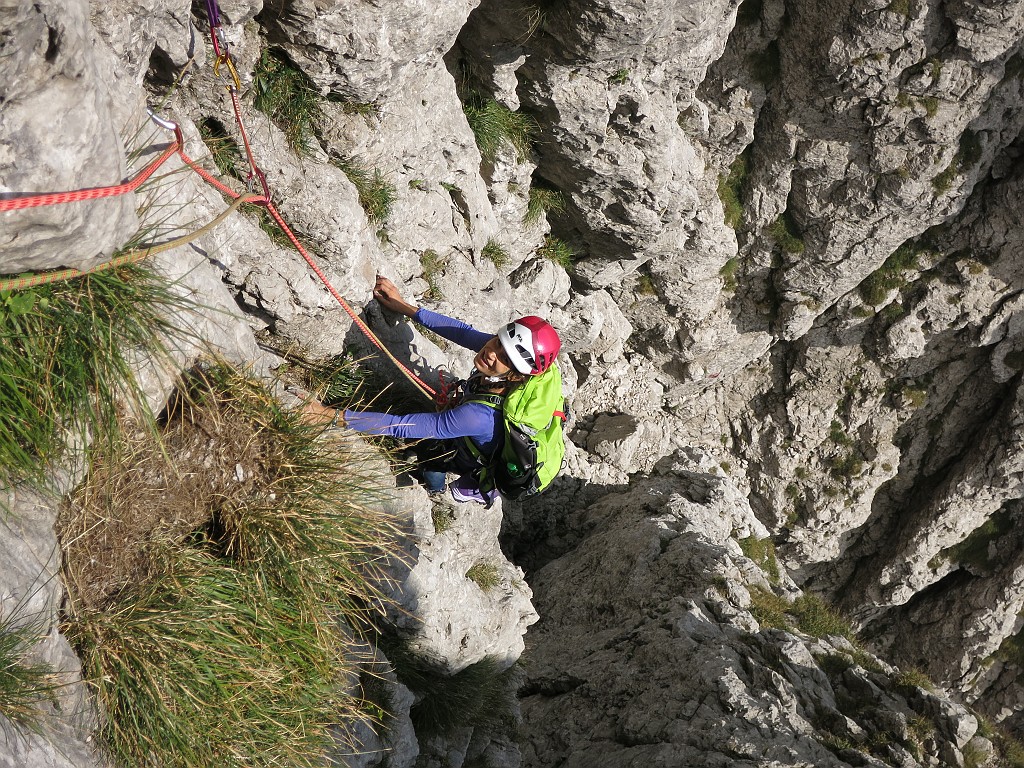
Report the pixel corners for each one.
[0,0,439,402]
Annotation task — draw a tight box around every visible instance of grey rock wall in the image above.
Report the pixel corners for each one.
[5,0,1024,763]
[0,0,137,273]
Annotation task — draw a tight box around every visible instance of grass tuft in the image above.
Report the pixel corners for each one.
[69,549,363,768]
[720,257,740,291]
[607,68,630,85]
[537,236,577,268]
[197,118,242,181]
[466,562,501,591]
[738,535,780,583]
[747,587,853,639]
[463,95,537,163]
[420,249,447,301]
[718,151,750,230]
[281,350,369,407]
[0,261,186,488]
[792,594,853,639]
[481,239,511,269]
[60,361,399,768]
[524,186,566,226]
[858,241,923,305]
[253,48,323,156]
[748,585,791,630]
[432,504,456,534]
[932,129,983,194]
[894,667,936,692]
[887,0,912,16]
[330,156,397,226]
[767,211,804,254]
[0,615,56,731]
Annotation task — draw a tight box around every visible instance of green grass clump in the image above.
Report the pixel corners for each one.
[748,587,852,639]
[331,157,397,226]
[829,420,854,447]
[887,0,913,16]
[61,362,398,768]
[921,96,940,117]
[524,186,566,226]
[607,68,630,85]
[253,48,323,156]
[239,202,311,251]
[738,535,780,583]
[420,249,447,301]
[481,239,511,269]
[748,586,791,630]
[432,504,456,534]
[325,95,380,119]
[0,262,184,487]
[818,652,854,677]
[932,163,958,194]
[0,616,56,731]
[829,452,864,480]
[995,629,1024,668]
[792,594,853,639]
[932,129,984,194]
[637,273,657,296]
[718,152,750,230]
[903,385,928,407]
[466,562,501,591]
[992,726,1024,768]
[935,509,1014,573]
[850,648,886,674]
[767,211,804,254]
[893,668,936,693]
[720,257,740,291]
[463,96,537,163]
[278,349,369,408]
[858,241,923,306]
[70,550,360,768]
[537,236,577,268]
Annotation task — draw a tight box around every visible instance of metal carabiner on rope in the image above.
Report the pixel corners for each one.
[245,167,271,203]
[212,35,242,89]
[147,109,186,149]
[147,109,178,133]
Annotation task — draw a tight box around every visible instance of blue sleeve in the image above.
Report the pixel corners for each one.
[413,307,493,352]
[344,401,497,444]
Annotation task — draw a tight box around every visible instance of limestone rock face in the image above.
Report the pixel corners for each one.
[0,0,137,273]
[520,453,978,768]
[7,0,1024,762]
[386,487,539,672]
[259,0,481,102]
[0,482,104,768]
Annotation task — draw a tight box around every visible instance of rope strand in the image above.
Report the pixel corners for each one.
[0,0,439,402]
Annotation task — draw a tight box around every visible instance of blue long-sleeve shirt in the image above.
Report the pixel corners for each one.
[344,308,502,458]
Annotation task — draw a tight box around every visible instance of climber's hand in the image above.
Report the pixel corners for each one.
[300,400,343,428]
[374,275,419,317]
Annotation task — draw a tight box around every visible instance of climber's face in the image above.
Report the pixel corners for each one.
[474,336,514,377]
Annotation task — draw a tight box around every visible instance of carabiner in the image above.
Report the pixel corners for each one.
[147,109,178,133]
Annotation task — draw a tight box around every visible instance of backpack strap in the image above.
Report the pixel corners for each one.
[464,393,505,409]
[459,393,505,465]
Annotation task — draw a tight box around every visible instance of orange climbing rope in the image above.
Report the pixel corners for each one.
[0,140,180,213]
[0,1,439,402]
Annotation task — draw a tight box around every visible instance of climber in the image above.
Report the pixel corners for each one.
[302,275,561,503]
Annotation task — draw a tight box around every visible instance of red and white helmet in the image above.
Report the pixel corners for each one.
[498,316,561,375]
